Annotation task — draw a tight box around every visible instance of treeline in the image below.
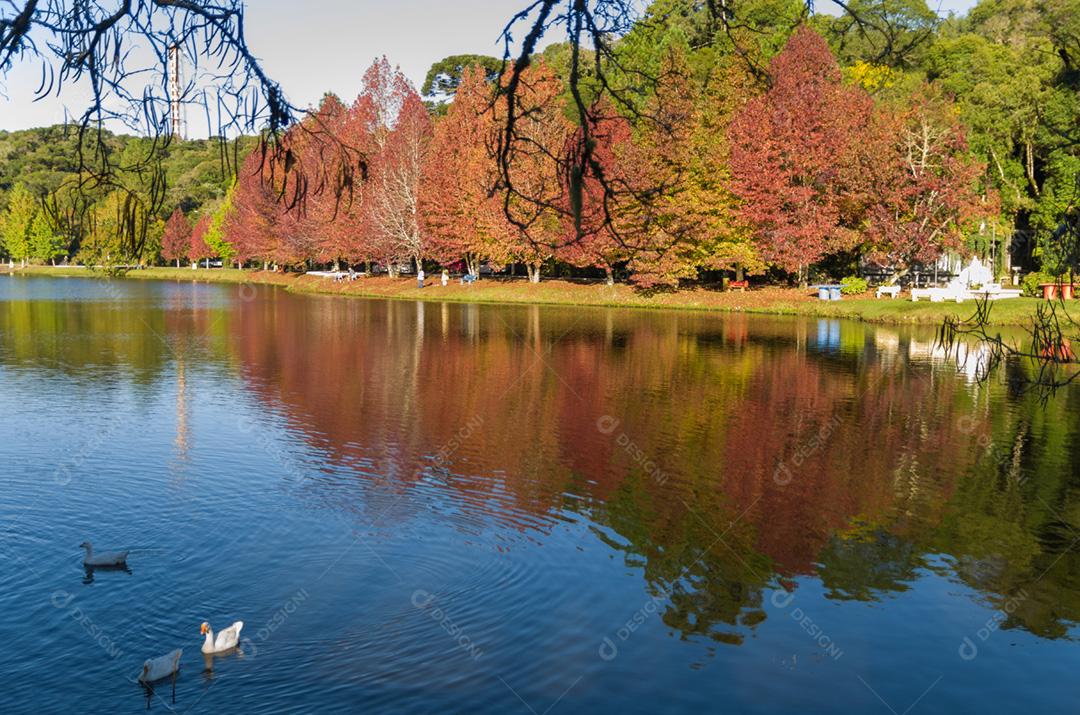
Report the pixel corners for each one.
[2,0,1078,286]
[0,126,246,266]
[205,21,991,287]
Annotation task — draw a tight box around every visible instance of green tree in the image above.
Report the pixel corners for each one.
[421,54,502,106]
[77,190,156,270]
[1,183,37,266]
[28,211,64,265]
[925,0,1080,270]
[819,0,940,70]
[202,183,237,266]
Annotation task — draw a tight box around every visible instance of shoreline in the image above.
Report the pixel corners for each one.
[0,265,1046,326]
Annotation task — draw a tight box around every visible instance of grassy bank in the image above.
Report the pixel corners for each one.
[2,264,1049,326]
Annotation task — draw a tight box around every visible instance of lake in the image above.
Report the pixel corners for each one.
[0,274,1076,713]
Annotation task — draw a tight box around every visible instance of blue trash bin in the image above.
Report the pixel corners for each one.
[817,286,830,301]
[829,286,842,301]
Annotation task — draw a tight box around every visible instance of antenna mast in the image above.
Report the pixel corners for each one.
[168,44,184,140]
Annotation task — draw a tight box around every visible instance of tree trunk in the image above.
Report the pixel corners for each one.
[735,264,745,282]
[527,263,541,283]
[1026,141,1040,196]
[888,267,910,286]
[604,264,614,286]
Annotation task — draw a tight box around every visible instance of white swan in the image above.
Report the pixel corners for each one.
[200,621,243,653]
[79,541,128,567]
[138,648,182,683]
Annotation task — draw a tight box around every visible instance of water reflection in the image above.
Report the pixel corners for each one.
[83,563,133,585]
[1,276,1078,652]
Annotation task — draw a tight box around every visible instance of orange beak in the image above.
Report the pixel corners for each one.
[200,623,208,634]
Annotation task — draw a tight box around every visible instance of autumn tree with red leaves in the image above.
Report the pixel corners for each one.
[861,87,993,269]
[300,93,357,268]
[421,65,511,277]
[227,152,283,268]
[729,26,873,283]
[189,213,213,268]
[161,208,191,268]
[499,59,572,283]
[557,100,635,285]
[368,83,432,269]
[210,39,994,291]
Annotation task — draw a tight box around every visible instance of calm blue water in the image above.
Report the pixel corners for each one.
[0,274,1077,713]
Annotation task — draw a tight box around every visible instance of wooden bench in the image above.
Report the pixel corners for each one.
[728,280,749,292]
[875,285,901,299]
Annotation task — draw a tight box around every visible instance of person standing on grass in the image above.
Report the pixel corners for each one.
[417,268,425,289]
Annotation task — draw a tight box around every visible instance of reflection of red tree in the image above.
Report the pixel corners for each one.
[224,296,974,575]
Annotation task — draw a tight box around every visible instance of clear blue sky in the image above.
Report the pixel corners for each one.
[0,0,979,132]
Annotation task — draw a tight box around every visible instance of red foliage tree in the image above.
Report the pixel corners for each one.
[189,213,213,267]
[299,93,356,267]
[421,65,511,276]
[368,83,432,269]
[227,152,281,268]
[557,100,636,284]
[161,207,191,267]
[499,59,572,282]
[729,26,873,279]
[861,87,994,267]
